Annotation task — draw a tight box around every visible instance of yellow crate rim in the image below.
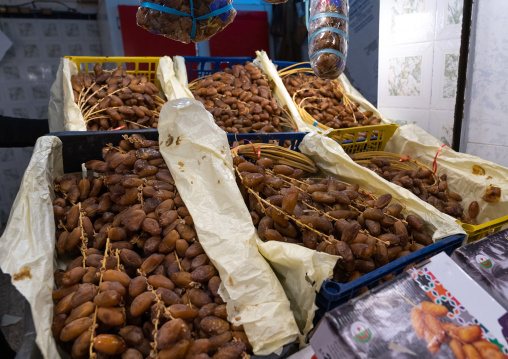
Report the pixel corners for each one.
[325,123,399,153]
[64,56,162,87]
[459,214,508,242]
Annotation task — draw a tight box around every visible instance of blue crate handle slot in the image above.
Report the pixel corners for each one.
[140,1,234,40]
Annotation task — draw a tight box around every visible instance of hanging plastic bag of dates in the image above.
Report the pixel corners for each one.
[136,0,236,44]
[308,0,349,79]
[262,0,288,5]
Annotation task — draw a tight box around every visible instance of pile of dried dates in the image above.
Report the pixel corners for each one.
[233,155,433,283]
[356,156,482,225]
[282,72,381,132]
[192,62,286,134]
[52,135,251,359]
[71,65,166,131]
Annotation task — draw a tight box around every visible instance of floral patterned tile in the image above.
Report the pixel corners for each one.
[431,40,460,110]
[31,85,49,99]
[379,107,430,131]
[388,55,422,96]
[429,110,454,145]
[380,0,436,45]
[41,22,58,37]
[51,64,59,78]
[379,39,433,108]
[443,53,459,98]
[446,0,463,25]
[2,168,21,185]
[64,23,80,37]
[26,65,43,81]
[35,106,48,119]
[8,87,25,101]
[0,21,12,38]
[435,0,463,40]
[2,46,16,62]
[68,44,83,56]
[17,23,35,38]
[12,108,29,118]
[89,44,102,56]
[0,149,14,162]
[390,0,425,33]
[2,66,21,80]
[45,44,62,58]
[23,44,40,59]
[86,23,99,37]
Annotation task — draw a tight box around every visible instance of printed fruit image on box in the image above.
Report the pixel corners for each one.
[310,253,508,359]
[410,301,506,358]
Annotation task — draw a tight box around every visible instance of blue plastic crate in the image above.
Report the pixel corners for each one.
[314,234,465,319]
[46,130,308,173]
[227,132,306,151]
[182,56,295,82]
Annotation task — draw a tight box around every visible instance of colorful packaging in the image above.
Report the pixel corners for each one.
[310,252,508,359]
[452,228,508,310]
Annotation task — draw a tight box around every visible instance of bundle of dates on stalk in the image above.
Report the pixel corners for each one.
[233,155,434,283]
[71,65,166,131]
[51,135,251,359]
[357,156,487,225]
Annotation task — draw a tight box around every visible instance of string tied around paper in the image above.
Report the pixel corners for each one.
[432,143,450,174]
[140,1,234,40]
[399,155,411,162]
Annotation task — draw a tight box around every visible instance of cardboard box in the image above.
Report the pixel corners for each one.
[452,228,508,310]
[310,252,508,359]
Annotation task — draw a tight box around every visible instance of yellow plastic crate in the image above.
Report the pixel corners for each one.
[64,56,161,87]
[325,123,399,154]
[459,215,508,242]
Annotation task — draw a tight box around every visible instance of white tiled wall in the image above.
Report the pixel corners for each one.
[461,1,508,167]
[0,18,102,227]
[378,0,462,142]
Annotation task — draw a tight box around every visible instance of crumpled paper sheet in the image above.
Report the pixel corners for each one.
[253,51,304,132]
[253,50,390,133]
[299,131,466,241]
[157,98,300,355]
[256,240,337,338]
[48,58,86,132]
[154,54,337,339]
[0,136,63,359]
[385,124,508,226]
[157,56,194,100]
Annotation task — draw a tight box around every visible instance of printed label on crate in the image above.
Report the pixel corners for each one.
[310,252,508,359]
[452,228,508,310]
